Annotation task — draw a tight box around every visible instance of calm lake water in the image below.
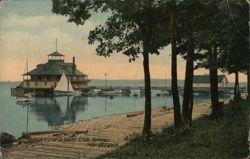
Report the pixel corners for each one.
[0,81,232,138]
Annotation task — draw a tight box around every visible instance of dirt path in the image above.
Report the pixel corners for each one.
[6,102,212,159]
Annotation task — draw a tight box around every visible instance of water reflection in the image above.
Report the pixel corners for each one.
[17,96,88,129]
[12,93,232,136]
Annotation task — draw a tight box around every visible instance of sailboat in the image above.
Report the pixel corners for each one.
[99,73,122,97]
[132,79,139,97]
[54,72,82,96]
[16,59,34,103]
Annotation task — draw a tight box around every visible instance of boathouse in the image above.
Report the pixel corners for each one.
[193,75,228,88]
[21,51,90,91]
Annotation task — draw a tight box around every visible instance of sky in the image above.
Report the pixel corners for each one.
[0,0,247,82]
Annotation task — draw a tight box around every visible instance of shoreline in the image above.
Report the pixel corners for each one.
[45,100,216,139]
[24,99,218,137]
[58,98,231,133]
[6,100,230,159]
[58,100,206,130]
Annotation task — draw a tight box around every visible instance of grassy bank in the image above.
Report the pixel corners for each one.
[100,100,249,159]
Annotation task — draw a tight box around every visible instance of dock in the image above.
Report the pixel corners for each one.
[90,86,246,94]
[11,85,246,97]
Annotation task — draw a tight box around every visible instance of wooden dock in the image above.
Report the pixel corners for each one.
[91,86,246,94]
[11,85,246,97]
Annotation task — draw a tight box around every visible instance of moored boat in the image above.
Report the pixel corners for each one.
[54,72,82,96]
[99,89,122,96]
[16,93,34,103]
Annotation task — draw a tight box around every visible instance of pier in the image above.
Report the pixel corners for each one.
[11,85,246,97]
[90,86,246,94]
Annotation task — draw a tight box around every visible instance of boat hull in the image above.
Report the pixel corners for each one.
[99,90,122,96]
[16,98,33,102]
[54,91,81,96]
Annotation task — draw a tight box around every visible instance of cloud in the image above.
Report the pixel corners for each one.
[0,14,247,81]
[0,29,77,59]
[2,14,55,27]
[1,14,97,33]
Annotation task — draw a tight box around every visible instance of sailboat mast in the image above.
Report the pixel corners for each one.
[105,73,107,90]
[56,38,58,52]
[164,73,167,105]
[165,73,167,89]
[133,78,135,89]
[26,59,29,87]
[67,75,69,92]
[26,59,28,78]
[23,67,25,81]
[26,104,29,133]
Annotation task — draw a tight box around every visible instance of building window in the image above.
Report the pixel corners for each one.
[45,82,47,86]
[35,82,38,86]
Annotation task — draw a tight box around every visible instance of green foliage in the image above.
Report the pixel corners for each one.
[51,0,249,137]
[52,0,248,72]
[194,0,249,74]
[218,0,249,74]
[52,0,168,61]
[99,101,249,159]
[52,0,108,25]
[52,0,171,135]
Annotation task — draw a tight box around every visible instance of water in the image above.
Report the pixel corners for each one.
[89,79,180,87]
[0,81,231,138]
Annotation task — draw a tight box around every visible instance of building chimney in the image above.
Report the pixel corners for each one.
[73,56,76,74]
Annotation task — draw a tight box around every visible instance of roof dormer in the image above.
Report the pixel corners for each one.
[48,51,64,62]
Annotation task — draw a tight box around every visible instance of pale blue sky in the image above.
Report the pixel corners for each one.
[0,0,246,82]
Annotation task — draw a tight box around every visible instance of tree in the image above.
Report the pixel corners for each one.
[195,0,248,115]
[245,0,250,101]
[178,0,204,126]
[219,38,248,101]
[194,0,228,117]
[52,0,167,136]
[159,0,183,127]
[166,0,183,127]
[218,0,249,101]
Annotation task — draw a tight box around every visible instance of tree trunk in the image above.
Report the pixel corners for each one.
[142,51,151,136]
[234,72,237,100]
[182,36,194,126]
[171,40,182,127]
[234,71,240,101]
[248,13,250,100]
[189,92,193,127]
[247,66,250,101]
[170,7,182,127]
[209,44,219,117]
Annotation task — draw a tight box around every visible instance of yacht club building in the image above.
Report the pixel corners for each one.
[21,51,90,91]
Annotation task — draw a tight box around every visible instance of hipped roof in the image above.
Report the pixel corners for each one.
[23,61,87,76]
[48,51,64,56]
